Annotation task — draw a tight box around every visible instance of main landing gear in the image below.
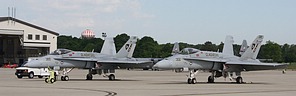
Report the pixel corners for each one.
[207,76,215,83]
[207,71,219,83]
[206,71,244,84]
[187,70,198,84]
[86,73,93,80]
[108,74,115,80]
[234,72,243,84]
[86,74,116,80]
[86,69,116,81]
[236,76,243,84]
[86,69,94,80]
[185,70,245,84]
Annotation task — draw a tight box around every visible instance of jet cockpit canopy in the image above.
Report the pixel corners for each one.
[180,48,200,54]
[50,49,73,55]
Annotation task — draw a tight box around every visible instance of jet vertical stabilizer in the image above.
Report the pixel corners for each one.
[239,40,248,55]
[171,42,180,55]
[222,35,234,56]
[116,36,138,58]
[240,35,264,60]
[100,37,116,55]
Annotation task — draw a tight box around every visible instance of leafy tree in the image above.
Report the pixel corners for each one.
[159,43,174,57]
[114,33,130,52]
[200,41,217,51]
[57,35,103,52]
[233,44,241,56]
[134,36,160,58]
[83,43,96,52]
[283,44,296,62]
[217,42,224,52]
[258,41,283,62]
[57,35,80,50]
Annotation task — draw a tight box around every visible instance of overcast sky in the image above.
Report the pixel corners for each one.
[1,0,295,45]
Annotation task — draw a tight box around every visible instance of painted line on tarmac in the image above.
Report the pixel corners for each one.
[1,86,117,96]
[164,89,296,96]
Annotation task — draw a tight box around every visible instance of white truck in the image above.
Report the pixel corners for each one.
[15,67,50,79]
[15,57,57,79]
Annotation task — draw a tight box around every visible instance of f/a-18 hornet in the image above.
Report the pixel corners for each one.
[25,36,153,81]
[153,35,287,84]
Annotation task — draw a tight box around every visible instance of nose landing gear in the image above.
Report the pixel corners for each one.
[187,70,198,84]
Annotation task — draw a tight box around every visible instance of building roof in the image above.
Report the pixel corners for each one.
[0,17,59,35]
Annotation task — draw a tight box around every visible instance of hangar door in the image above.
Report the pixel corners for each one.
[0,29,24,66]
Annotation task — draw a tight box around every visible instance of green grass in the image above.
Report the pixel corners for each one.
[287,63,296,69]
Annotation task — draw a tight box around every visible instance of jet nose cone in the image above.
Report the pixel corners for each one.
[153,60,171,69]
[152,64,159,69]
[22,63,28,67]
[25,62,33,67]
[25,60,40,68]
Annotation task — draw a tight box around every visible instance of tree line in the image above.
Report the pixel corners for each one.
[58,33,296,63]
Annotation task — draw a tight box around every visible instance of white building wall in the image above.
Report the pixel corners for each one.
[0,20,58,52]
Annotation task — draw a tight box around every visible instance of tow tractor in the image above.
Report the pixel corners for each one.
[45,67,57,84]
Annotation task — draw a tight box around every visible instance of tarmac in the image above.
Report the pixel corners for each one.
[0,68,296,96]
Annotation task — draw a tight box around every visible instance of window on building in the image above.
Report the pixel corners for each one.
[35,35,40,40]
[28,34,32,40]
[43,35,47,40]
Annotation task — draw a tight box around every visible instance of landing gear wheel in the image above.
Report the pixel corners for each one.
[86,74,93,80]
[61,76,69,81]
[108,74,115,80]
[50,78,55,83]
[61,76,65,81]
[64,76,69,81]
[207,76,215,83]
[45,78,49,83]
[28,72,34,79]
[236,76,243,84]
[54,76,57,82]
[187,78,192,84]
[53,72,57,82]
[191,78,197,84]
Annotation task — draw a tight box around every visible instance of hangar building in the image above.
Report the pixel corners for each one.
[0,17,59,66]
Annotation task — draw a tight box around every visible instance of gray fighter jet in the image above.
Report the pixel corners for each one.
[153,35,287,84]
[25,36,153,81]
[23,36,116,80]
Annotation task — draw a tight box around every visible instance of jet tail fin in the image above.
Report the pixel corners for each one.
[222,35,234,55]
[240,35,264,60]
[171,42,180,55]
[100,37,116,55]
[116,36,138,58]
[239,40,248,55]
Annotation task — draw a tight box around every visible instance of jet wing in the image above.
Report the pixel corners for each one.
[183,57,287,71]
[225,62,288,71]
[226,62,284,66]
[184,57,228,63]
[55,58,153,69]
[55,58,152,64]
[97,60,152,64]
[55,58,98,62]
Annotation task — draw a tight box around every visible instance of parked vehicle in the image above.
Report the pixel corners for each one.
[3,63,18,68]
[15,67,50,79]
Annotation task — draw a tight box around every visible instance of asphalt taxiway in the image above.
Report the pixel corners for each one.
[0,68,295,96]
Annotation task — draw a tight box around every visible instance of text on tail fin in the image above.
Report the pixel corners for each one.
[240,35,264,60]
[116,36,138,58]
